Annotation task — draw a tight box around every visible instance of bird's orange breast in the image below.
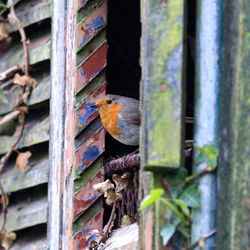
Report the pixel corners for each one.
[99,103,123,137]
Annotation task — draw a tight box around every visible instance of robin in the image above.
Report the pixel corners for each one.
[91,95,140,146]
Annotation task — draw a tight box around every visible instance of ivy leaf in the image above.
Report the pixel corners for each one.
[0,89,7,103]
[179,182,200,208]
[15,151,32,173]
[164,167,188,186]
[139,188,164,210]
[196,144,218,168]
[0,231,16,249]
[173,198,190,217]
[160,198,189,226]
[176,223,190,239]
[160,223,176,246]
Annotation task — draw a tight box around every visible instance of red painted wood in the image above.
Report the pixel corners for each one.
[78,0,89,8]
[74,127,105,174]
[75,83,106,133]
[73,210,103,249]
[74,171,103,219]
[76,42,107,93]
[77,0,107,50]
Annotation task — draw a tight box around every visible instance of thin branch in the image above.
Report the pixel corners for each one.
[0,112,25,173]
[0,181,8,232]
[8,0,29,76]
[0,65,23,82]
[186,230,216,250]
[184,166,216,185]
[0,110,20,127]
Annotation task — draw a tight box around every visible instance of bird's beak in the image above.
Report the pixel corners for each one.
[90,103,101,109]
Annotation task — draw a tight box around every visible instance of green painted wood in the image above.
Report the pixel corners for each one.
[10,0,52,32]
[0,34,50,72]
[74,157,102,192]
[75,70,105,108]
[1,156,48,194]
[1,195,47,232]
[0,116,49,154]
[76,29,106,67]
[0,72,50,115]
[72,198,102,235]
[77,0,103,24]
[216,0,250,249]
[141,0,185,170]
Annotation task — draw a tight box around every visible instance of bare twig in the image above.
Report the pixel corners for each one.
[0,65,23,82]
[8,0,29,76]
[0,110,20,127]
[0,79,13,89]
[184,166,216,185]
[186,230,216,250]
[0,112,25,173]
[0,181,8,232]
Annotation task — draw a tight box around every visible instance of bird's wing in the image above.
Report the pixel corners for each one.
[119,97,141,125]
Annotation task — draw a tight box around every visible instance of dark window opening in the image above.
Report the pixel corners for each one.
[104,0,141,228]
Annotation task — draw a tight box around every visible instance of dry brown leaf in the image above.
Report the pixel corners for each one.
[93,179,114,194]
[13,73,36,88]
[121,215,132,227]
[15,151,32,173]
[112,173,129,193]
[0,22,10,39]
[0,231,16,250]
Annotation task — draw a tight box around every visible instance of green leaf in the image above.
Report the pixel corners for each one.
[164,167,188,186]
[176,223,190,239]
[160,222,176,246]
[179,182,200,208]
[0,1,8,8]
[160,198,189,226]
[196,144,218,168]
[0,89,8,103]
[173,199,190,217]
[170,186,178,198]
[139,188,164,210]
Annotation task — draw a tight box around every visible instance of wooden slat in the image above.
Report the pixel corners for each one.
[1,195,47,232]
[0,72,50,115]
[75,84,106,134]
[10,234,47,250]
[74,127,105,175]
[76,42,107,93]
[10,0,52,32]
[73,209,103,249]
[0,116,49,155]
[141,0,185,170]
[74,170,103,219]
[77,0,107,50]
[1,156,48,194]
[0,34,51,72]
[78,0,89,9]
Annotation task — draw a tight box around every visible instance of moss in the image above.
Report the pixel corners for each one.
[147,0,183,167]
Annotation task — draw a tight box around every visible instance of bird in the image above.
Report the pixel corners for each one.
[91,95,140,146]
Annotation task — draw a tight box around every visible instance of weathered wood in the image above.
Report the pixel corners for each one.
[48,0,77,249]
[1,156,48,194]
[10,234,47,250]
[10,0,52,32]
[72,198,103,235]
[74,127,105,175]
[77,0,107,50]
[0,116,49,154]
[0,72,50,115]
[216,0,250,249]
[77,0,89,9]
[75,84,106,134]
[76,28,106,67]
[141,0,185,170]
[76,42,107,93]
[0,34,50,72]
[191,0,221,248]
[0,195,47,232]
[102,223,139,250]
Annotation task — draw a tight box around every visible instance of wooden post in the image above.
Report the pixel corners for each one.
[140,0,185,248]
[216,0,250,249]
[48,0,77,249]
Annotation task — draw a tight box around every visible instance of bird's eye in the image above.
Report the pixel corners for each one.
[106,99,112,104]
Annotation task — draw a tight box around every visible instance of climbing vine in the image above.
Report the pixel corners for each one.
[0,0,36,248]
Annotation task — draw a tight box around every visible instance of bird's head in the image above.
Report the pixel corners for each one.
[90,95,122,115]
